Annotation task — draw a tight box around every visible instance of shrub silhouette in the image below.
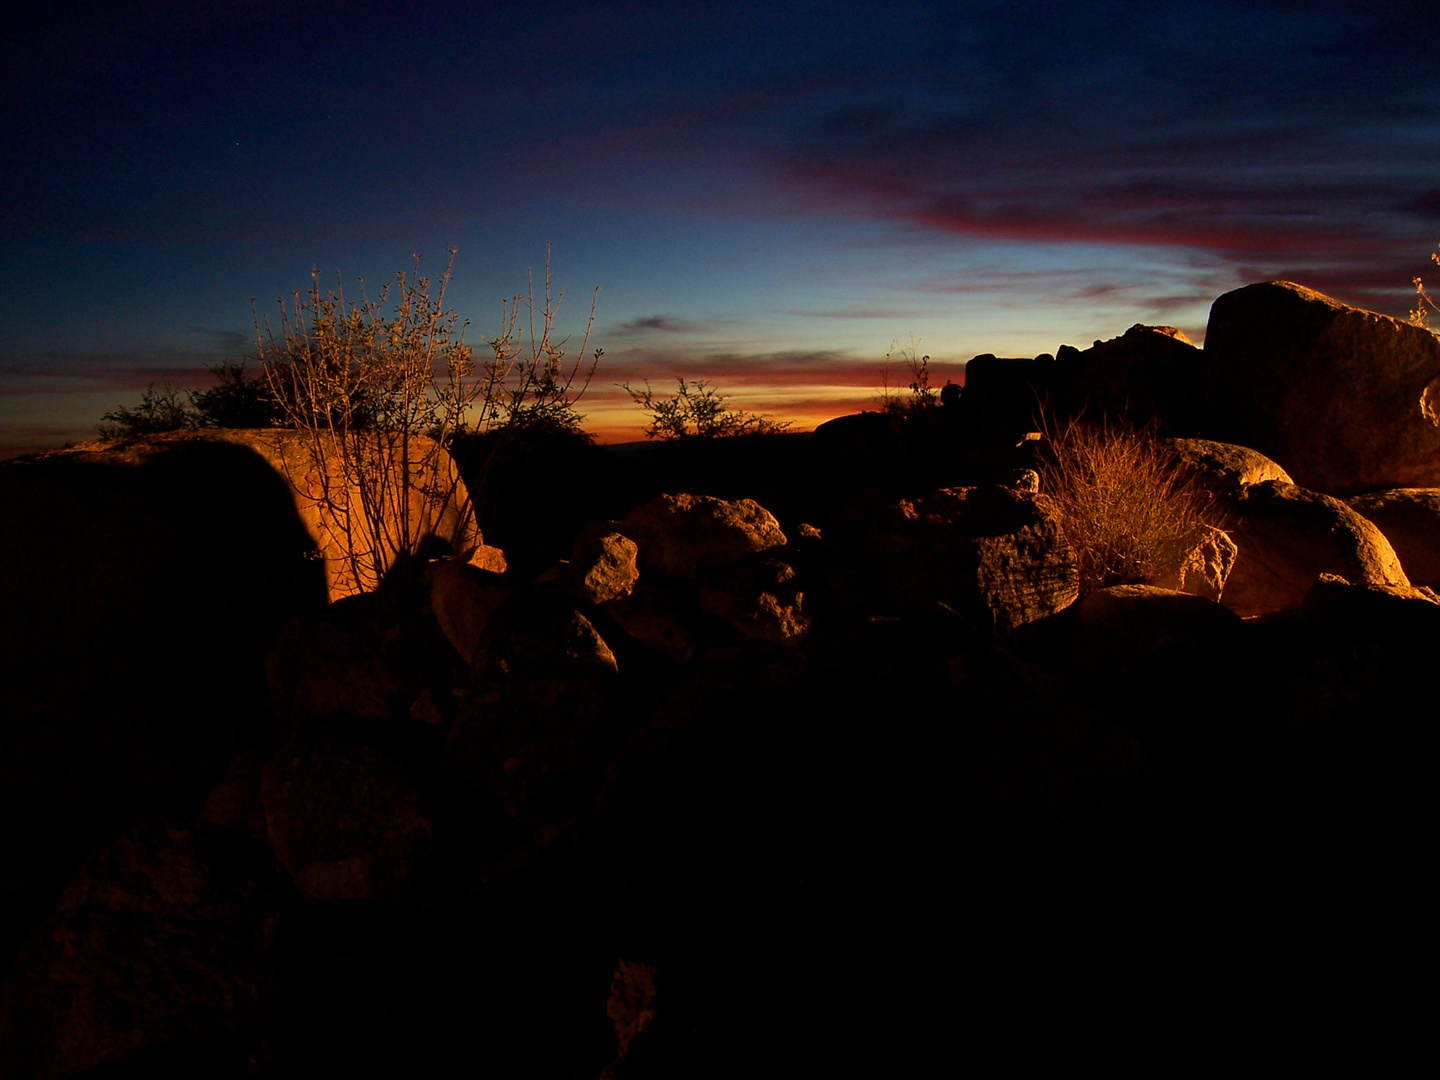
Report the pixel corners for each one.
[97,380,197,438]
[622,377,790,439]
[1038,417,1224,593]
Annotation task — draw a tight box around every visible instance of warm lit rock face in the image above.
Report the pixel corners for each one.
[1221,480,1409,617]
[1347,488,1440,590]
[1202,281,1440,497]
[1167,438,1293,491]
[619,493,786,579]
[869,485,1079,634]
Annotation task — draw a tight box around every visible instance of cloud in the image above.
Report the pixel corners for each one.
[613,314,706,335]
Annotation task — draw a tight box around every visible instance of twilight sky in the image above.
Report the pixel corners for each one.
[2,0,1437,455]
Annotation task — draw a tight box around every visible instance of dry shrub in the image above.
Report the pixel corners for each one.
[1038,418,1224,593]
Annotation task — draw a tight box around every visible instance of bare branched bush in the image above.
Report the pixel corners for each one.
[876,334,945,416]
[98,379,197,439]
[621,377,791,439]
[1038,418,1225,594]
[255,248,482,592]
[1410,236,1440,332]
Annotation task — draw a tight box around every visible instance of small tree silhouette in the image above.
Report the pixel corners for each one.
[621,378,791,439]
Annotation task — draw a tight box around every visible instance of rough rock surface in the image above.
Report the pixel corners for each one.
[0,823,285,1079]
[699,558,812,646]
[552,524,641,605]
[260,739,432,903]
[445,597,620,828]
[1167,438,1293,491]
[1346,488,1440,589]
[620,493,786,579]
[868,485,1079,633]
[427,559,513,665]
[603,581,698,662]
[1151,524,1238,602]
[1202,281,1440,496]
[1222,480,1409,617]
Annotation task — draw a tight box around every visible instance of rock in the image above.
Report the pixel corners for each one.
[427,559,513,665]
[603,581,698,662]
[1151,524,1238,602]
[619,493,786,579]
[198,747,272,844]
[465,543,508,574]
[39,429,482,600]
[0,437,321,949]
[868,485,1079,634]
[445,597,620,829]
[1167,438,1294,491]
[260,738,432,903]
[1222,480,1409,617]
[1346,488,1440,589]
[1052,324,1205,434]
[557,524,641,605]
[0,823,284,1078]
[699,558,812,646]
[1202,281,1440,496]
[265,590,455,729]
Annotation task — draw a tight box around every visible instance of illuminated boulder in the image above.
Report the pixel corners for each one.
[1203,281,1440,496]
[1347,488,1440,589]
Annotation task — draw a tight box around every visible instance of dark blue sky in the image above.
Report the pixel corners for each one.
[3,0,1437,453]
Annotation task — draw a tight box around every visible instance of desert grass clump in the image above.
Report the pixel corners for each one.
[1037,418,1224,594]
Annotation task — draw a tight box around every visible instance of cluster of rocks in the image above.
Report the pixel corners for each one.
[1,280,1435,1074]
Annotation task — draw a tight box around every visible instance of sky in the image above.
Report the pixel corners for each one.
[2,0,1437,456]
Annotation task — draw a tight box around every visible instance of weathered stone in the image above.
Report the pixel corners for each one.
[868,485,1079,634]
[260,738,432,903]
[558,524,640,605]
[1167,438,1294,491]
[603,581,698,662]
[1151,524,1238,602]
[445,597,620,829]
[265,590,454,728]
[427,558,513,665]
[1222,480,1409,617]
[1202,281,1440,496]
[0,823,284,1079]
[699,558,812,646]
[1346,488,1440,589]
[619,493,786,579]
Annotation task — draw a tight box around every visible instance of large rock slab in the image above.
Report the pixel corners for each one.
[1222,480,1409,617]
[1052,324,1205,434]
[1202,281,1440,496]
[1167,438,1293,491]
[1346,488,1440,589]
[867,485,1079,633]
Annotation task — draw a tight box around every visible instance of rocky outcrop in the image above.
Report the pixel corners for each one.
[1202,281,1440,496]
[1222,480,1409,616]
[620,493,786,579]
[698,557,812,646]
[1150,524,1237,602]
[868,485,1079,633]
[1346,488,1440,589]
[1052,324,1205,434]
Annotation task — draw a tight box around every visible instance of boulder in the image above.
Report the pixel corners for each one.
[0,823,284,1078]
[1346,488,1440,589]
[260,738,433,903]
[265,590,456,730]
[1167,438,1293,492]
[445,597,620,829]
[1222,480,1409,617]
[603,581,698,662]
[545,524,641,605]
[867,485,1079,634]
[0,437,323,948]
[619,494,786,579]
[698,558,812,646]
[41,429,482,600]
[1202,281,1440,496]
[427,559,513,665]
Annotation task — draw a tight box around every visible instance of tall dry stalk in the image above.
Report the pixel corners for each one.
[1037,418,1224,594]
